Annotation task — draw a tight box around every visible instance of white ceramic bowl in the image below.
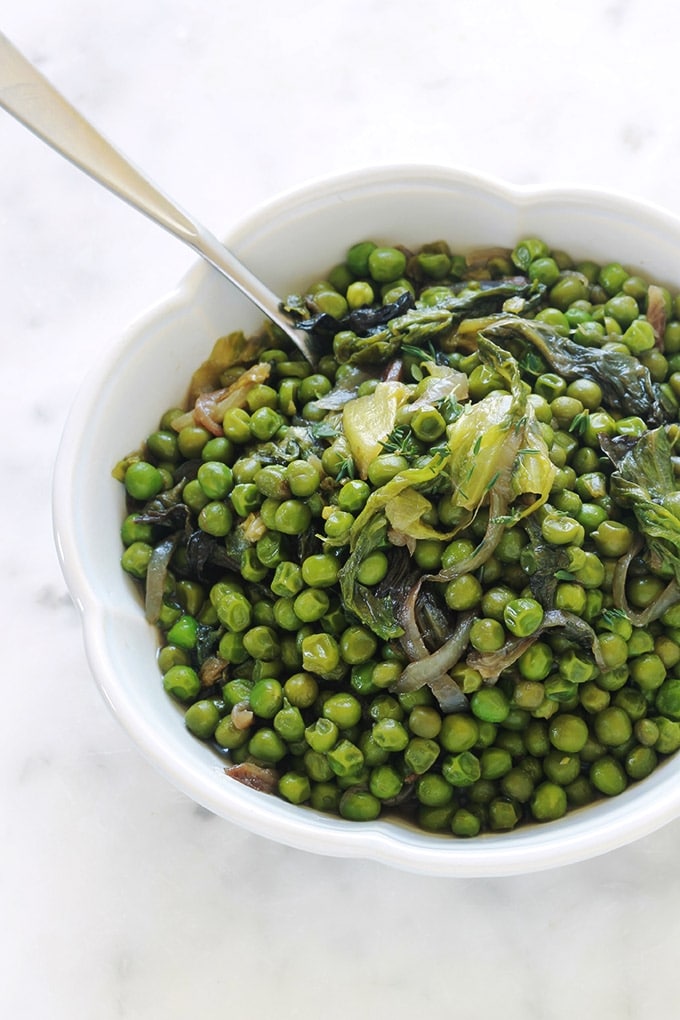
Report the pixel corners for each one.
[53,165,680,876]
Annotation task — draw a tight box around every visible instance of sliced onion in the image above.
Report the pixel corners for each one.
[144,534,178,623]
[394,612,474,694]
[225,762,279,794]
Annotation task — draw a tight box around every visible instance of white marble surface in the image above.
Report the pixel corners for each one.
[4,1,680,1016]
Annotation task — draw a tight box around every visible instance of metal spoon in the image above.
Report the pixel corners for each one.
[0,32,318,364]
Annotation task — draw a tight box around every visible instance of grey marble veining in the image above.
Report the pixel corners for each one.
[3,1,680,1016]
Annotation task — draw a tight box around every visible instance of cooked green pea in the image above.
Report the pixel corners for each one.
[444,573,483,611]
[517,644,553,683]
[549,713,589,753]
[368,246,407,283]
[630,653,667,693]
[372,718,410,752]
[184,699,221,739]
[594,706,633,747]
[301,554,340,588]
[403,737,439,775]
[121,541,153,578]
[339,789,381,821]
[531,782,567,821]
[435,713,477,753]
[469,617,506,652]
[301,633,341,677]
[124,460,164,501]
[488,797,521,831]
[451,808,482,837]
[542,513,585,546]
[356,551,389,586]
[590,755,627,796]
[338,625,378,665]
[442,751,481,787]
[470,687,510,724]
[162,664,200,702]
[293,588,330,623]
[248,728,287,763]
[323,692,362,729]
[277,772,311,805]
[503,597,544,637]
[328,739,365,779]
[655,678,680,719]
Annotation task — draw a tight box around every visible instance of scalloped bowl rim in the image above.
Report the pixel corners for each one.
[53,163,680,876]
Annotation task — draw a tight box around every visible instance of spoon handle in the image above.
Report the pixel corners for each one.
[0,32,317,362]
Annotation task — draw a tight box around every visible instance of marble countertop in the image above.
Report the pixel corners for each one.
[4,1,680,1016]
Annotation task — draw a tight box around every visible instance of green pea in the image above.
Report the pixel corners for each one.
[166,614,199,651]
[196,461,233,500]
[367,454,409,487]
[367,246,407,283]
[324,509,354,539]
[441,751,481,787]
[548,713,589,753]
[283,460,320,498]
[594,706,633,747]
[214,716,250,750]
[157,644,190,672]
[339,789,381,821]
[248,727,287,763]
[444,573,483,611]
[356,551,389,586]
[470,687,510,724]
[197,500,233,537]
[372,718,410,752]
[317,694,361,734]
[184,700,221,739]
[590,755,627,796]
[503,597,544,637]
[531,781,567,821]
[541,513,585,546]
[630,654,667,694]
[272,703,305,743]
[451,808,482,837]
[415,773,452,807]
[469,617,506,652]
[328,739,365,779]
[120,541,153,578]
[622,319,655,354]
[230,482,260,517]
[345,241,377,276]
[124,460,164,501]
[517,643,553,682]
[487,797,521,831]
[301,554,340,588]
[512,237,549,270]
[277,772,311,805]
[249,678,284,719]
[500,767,535,803]
[162,664,200,702]
[243,625,280,661]
[304,717,339,754]
[280,672,317,710]
[301,633,341,678]
[367,764,402,800]
[338,625,378,666]
[480,746,513,780]
[221,408,252,444]
[403,737,440,775]
[120,513,155,547]
[408,705,443,740]
[655,678,680,719]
